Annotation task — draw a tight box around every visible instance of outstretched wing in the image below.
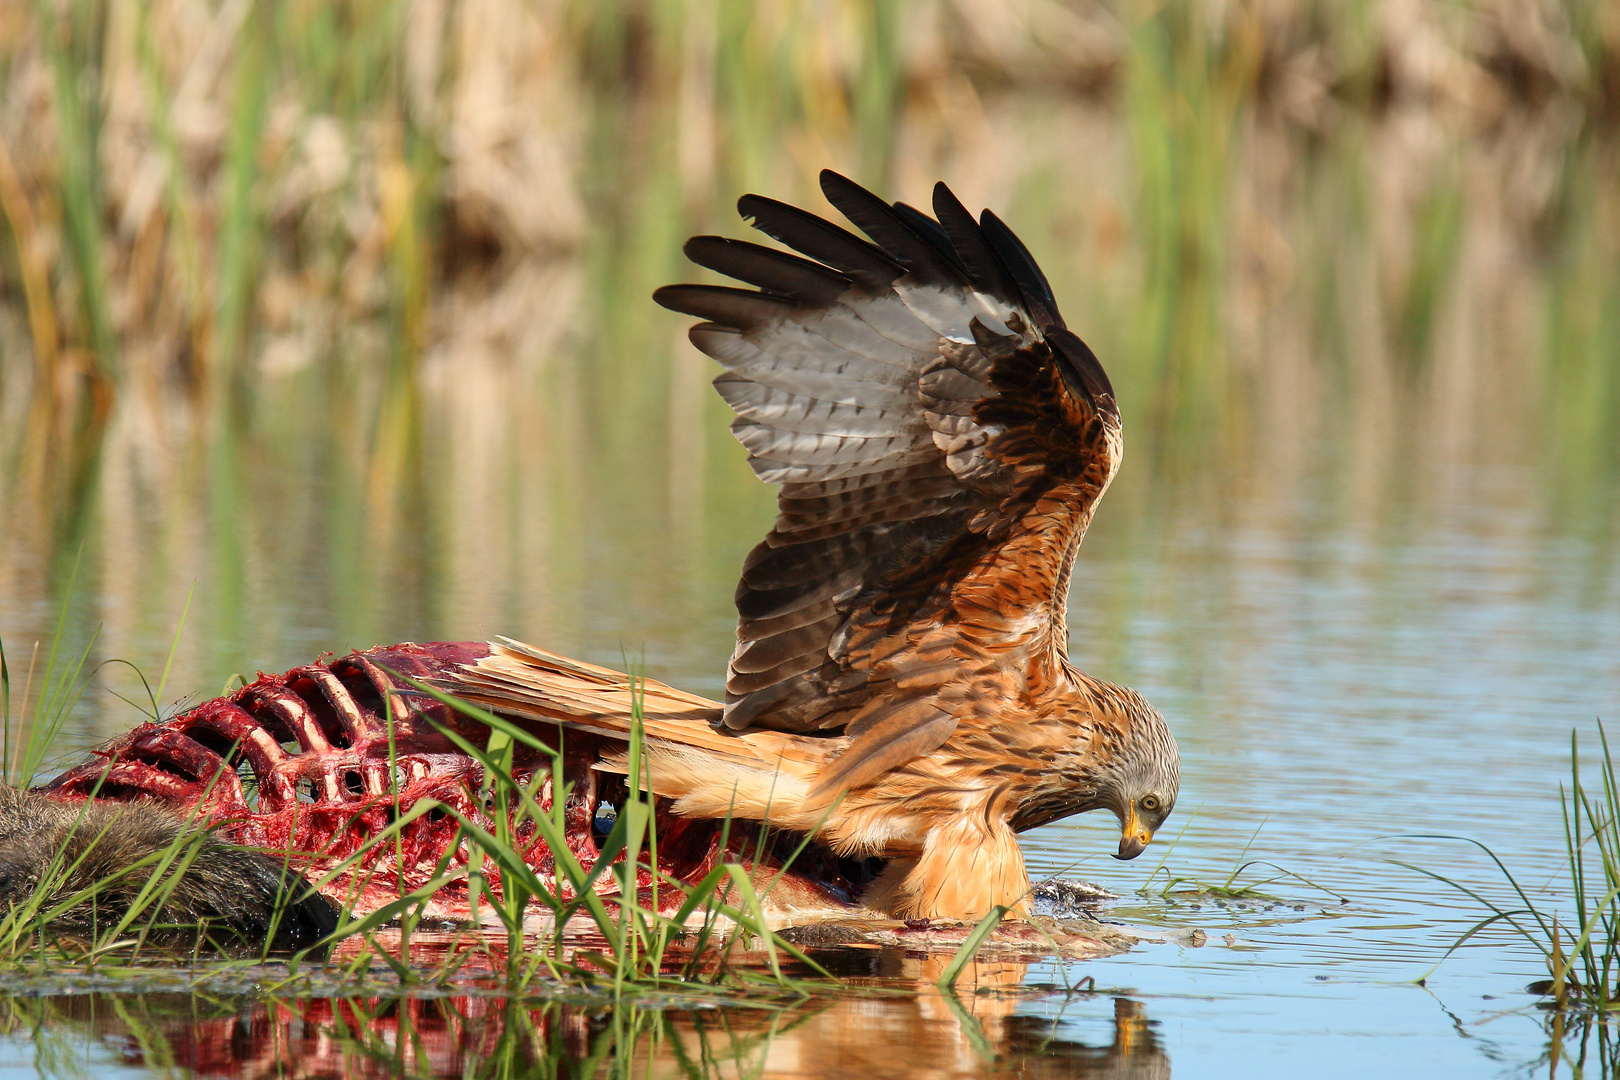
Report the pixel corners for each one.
[654,171,1121,791]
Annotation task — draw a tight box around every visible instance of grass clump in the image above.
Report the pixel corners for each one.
[0,608,827,1000]
[315,670,827,997]
[1402,723,1620,1011]
[0,573,334,963]
[1137,817,1344,904]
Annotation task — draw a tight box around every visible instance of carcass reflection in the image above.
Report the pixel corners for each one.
[0,955,1169,1078]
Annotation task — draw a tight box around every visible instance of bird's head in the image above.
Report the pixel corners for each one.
[1011,687,1180,860]
[1103,699,1180,860]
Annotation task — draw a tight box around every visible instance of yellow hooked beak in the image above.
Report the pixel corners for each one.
[1114,806,1155,860]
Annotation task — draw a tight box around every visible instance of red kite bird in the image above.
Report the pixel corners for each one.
[27,172,1178,930]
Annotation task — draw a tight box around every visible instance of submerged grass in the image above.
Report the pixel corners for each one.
[1400,723,1620,1011]
[1136,815,1345,905]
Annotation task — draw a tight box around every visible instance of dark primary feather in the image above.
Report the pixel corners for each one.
[683,236,850,305]
[1047,326,1115,403]
[889,202,962,272]
[816,171,957,285]
[652,285,797,331]
[656,171,1122,790]
[979,209,1062,331]
[735,194,902,292]
[930,182,1020,306]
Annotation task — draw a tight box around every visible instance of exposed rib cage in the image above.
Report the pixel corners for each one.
[41,642,835,919]
[46,643,528,917]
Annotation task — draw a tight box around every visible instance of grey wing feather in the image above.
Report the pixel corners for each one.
[654,169,1094,748]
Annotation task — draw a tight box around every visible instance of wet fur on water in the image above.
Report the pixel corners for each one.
[0,786,336,948]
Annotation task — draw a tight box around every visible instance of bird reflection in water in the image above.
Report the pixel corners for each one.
[0,957,1168,1079]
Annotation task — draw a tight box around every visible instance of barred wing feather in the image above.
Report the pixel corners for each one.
[654,170,1121,794]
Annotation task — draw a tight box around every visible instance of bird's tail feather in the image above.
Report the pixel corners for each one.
[446,639,834,824]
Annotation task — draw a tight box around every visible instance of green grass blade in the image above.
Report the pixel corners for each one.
[937,906,1008,988]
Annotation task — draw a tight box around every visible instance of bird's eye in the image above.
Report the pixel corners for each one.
[1141,795,1161,812]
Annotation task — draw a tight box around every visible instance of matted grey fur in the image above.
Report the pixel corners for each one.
[0,787,336,947]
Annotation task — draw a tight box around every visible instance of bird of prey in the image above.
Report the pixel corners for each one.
[456,170,1180,918]
[29,170,1179,926]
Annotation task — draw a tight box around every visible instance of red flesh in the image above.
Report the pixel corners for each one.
[41,642,865,918]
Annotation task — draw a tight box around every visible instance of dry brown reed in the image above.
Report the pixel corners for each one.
[0,0,1613,716]
[0,0,1609,390]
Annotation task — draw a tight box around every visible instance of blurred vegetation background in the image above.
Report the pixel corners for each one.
[0,0,1616,727]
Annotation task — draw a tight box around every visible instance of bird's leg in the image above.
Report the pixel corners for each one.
[861,817,1030,920]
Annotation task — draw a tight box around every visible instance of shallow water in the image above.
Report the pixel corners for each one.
[1,86,1618,1080]
[0,423,1614,1079]
[1024,461,1620,1077]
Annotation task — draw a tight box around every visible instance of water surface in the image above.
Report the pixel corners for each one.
[1,66,1617,1080]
